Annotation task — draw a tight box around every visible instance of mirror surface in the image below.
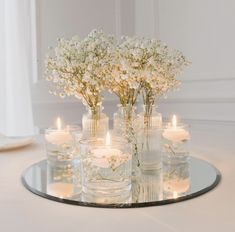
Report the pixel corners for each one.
[22,157,220,208]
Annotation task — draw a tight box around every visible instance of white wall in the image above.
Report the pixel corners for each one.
[32,0,135,128]
[33,0,235,129]
[135,0,235,122]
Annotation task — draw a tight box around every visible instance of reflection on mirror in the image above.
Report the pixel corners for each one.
[22,157,220,208]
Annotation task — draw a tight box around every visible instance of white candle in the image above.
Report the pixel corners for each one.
[91,132,129,169]
[163,115,190,143]
[45,117,72,146]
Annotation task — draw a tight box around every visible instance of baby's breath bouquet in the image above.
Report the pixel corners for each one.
[46,30,115,136]
[45,29,189,139]
[46,29,115,109]
[106,37,147,108]
[138,39,190,127]
[107,37,154,135]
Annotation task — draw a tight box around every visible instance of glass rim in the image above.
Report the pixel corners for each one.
[45,124,81,132]
[162,122,190,129]
[79,136,129,145]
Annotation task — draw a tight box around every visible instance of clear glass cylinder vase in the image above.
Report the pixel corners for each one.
[82,105,109,139]
[137,104,162,129]
[137,104,163,172]
[113,104,140,176]
[138,126,162,172]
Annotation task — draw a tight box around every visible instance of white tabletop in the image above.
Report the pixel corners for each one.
[0,121,235,232]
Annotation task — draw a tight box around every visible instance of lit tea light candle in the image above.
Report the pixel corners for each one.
[45,117,73,146]
[163,115,190,143]
[91,132,128,168]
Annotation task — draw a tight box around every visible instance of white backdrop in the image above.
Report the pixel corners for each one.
[33,0,235,129]
[32,0,135,128]
[0,0,35,136]
[135,0,235,122]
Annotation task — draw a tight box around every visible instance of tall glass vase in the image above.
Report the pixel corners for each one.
[82,105,109,139]
[137,104,163,172]
[113,104,140,176]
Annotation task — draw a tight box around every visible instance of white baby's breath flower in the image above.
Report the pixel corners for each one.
[45,29,116,109]
[45,29,189,110]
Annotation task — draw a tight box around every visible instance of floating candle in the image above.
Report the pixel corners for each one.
[162,115,190,143]
[91,132,129,169]
[45,117,72,146]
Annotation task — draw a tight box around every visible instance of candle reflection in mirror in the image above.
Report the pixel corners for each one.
[46,162,81,199]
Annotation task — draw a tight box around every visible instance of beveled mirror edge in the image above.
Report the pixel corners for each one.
[21,157,221,209]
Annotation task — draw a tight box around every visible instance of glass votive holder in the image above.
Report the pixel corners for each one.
[45,125,82,197]
[138,127,163,172]
[45,125,81,164]
[79,135,132,201]
[162,123,190,196]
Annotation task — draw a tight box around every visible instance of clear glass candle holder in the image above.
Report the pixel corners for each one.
[45,125,81,164]
[80,136,132,201]
[45,125,82,197]
[162,123,191,197]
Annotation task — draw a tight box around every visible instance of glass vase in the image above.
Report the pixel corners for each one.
[137,104,162,129]
[162,124,190,197]
[80,137,132,203]
[138,126,162,172]
[113,104,140,177]
[136,104,163,172]
[82,105,109,139]
[113,104,136,136]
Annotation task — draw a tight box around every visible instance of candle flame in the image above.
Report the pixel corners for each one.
[172,115,177,128]
[56,117,62,130]
[105,131,111,146]
[173,191,178,199]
